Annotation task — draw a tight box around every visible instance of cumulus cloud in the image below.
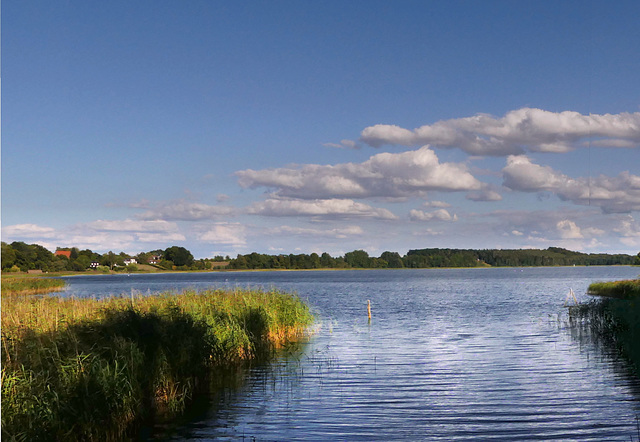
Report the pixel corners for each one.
[359,108,640,155]
[614,216,640,247]
[135,200,234,221]
[198,223,246,246]
[502,155,640,213]
[556,220,584,239]
[247,198,398,220]
[409,209,458,222]
[237,146,484,199]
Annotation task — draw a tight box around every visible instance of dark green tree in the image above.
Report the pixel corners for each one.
[163,246,194,267]
[1,242,16,270]
[344,250,371,268]
[380,251,404,268]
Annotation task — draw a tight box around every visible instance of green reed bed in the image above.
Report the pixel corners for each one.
[569,295,640,375]
[1,275,66,296]
[1,289,313,441]
[587,279,640,299]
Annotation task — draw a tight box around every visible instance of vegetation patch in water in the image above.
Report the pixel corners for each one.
[587,279,640,299]
[1,289,313,441]
[569,296,640,375]
[1,275,66,296]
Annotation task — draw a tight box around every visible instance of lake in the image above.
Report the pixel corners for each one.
[58,266,640,440]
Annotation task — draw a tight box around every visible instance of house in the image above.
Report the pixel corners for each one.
[90,261,100,269]
[123,258,137,265]
[55,250,72,259]
[148,255,162,264]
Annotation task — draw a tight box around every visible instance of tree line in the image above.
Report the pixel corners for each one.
[0,242,228,272]
[2,241,638,273]
[229,247,639,270]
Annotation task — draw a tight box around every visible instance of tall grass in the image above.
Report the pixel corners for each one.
[1,275,66,296]
[587,279,640,299]
[568,297,640,375]
[1,289,313,441]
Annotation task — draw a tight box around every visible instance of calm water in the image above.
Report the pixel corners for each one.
[58,267,640,441]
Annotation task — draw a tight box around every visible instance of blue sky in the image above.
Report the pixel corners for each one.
[2,1,639,258]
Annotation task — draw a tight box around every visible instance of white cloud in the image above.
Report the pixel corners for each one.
[409,208,457,222]
[502,155,566,191]
[198,223,246,246]
[2,223,57,239]
[323,139,361,149]
[614,216,640,247]
[88,219,181,233]
[360,108,640,156]
[466,189,503,201]
[135,200,234,221]
[236,146,485,200]
[556,220,584,239]
[268,225,364,239]
[502,155,640,213]
[423,200,451,208]
[247,198,398,220]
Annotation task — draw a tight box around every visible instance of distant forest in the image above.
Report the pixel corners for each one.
[229,247,639,270]
[2,241,638,273]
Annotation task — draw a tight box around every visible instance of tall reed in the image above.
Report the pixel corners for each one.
[1,288,313,441]
[587,279,640,299]
[1,275,66,296]
[568,297,640,374]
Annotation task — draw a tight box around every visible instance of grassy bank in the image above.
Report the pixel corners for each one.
[1,275,66,296]
[587,279,640,299]
[1,289,314,441]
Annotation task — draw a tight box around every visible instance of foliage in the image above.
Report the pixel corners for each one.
[1,289,313,441]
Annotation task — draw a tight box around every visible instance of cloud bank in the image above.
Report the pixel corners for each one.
[247,198,398,220]
[502,155,640,213]
[360,108,640,155]
[237,146,485,200]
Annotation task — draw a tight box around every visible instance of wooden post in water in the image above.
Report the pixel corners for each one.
[367,300,372,321]
[564,288,579,307]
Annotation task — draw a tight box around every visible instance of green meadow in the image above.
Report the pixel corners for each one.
[1,287,314,441]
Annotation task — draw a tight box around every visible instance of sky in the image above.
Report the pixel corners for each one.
[2,1,640,259]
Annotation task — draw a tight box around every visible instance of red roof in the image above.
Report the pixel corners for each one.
[55,250,72,258]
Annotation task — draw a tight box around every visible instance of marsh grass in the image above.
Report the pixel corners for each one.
[587,279,640,299]
[1,275,66,296]
[1,289,313,441]
[568,296,640,375]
